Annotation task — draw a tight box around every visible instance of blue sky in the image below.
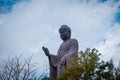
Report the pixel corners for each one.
[0,0,120,72]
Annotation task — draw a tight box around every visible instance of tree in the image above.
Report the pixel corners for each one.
[0,56,37,80]
[58,48,120,80]
[58,48,100,80]
[115,61,120,80]
[95,59,116,80]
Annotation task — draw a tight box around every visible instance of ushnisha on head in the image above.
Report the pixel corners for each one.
[59,25,71,42]
[59,25,71,34]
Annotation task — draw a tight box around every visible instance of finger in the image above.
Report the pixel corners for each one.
[43,47,47,50]
[42,46,45,48]
[44,48,48,50]
[42,47,45,50]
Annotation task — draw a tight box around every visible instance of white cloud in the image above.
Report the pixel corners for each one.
[97,23,120,65]
[0,0,120,71]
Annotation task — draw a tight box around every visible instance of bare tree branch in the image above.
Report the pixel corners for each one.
[0,55,37,80]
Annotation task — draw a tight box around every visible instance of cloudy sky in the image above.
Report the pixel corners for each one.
[0,0,120,72]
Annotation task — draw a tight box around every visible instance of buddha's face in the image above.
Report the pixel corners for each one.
[59,28,71,41]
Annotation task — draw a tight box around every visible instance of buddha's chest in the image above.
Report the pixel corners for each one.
[57,41,71,55]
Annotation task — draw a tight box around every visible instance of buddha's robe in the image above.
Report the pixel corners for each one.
[48,39,78,78]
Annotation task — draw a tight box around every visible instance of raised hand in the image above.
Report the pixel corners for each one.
[42,46,50,57]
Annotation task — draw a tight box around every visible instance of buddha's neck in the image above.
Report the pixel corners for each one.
[63,38,70,42]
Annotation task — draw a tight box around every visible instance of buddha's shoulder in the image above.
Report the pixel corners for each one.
[69,38,78,43]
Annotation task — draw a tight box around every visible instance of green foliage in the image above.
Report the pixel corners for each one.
[57,48,100,80]
[57,48,120,80]
[115,61,120,80]
[95,59,115,80]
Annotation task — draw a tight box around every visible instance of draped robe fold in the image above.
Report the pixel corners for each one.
[48,39,78,78]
